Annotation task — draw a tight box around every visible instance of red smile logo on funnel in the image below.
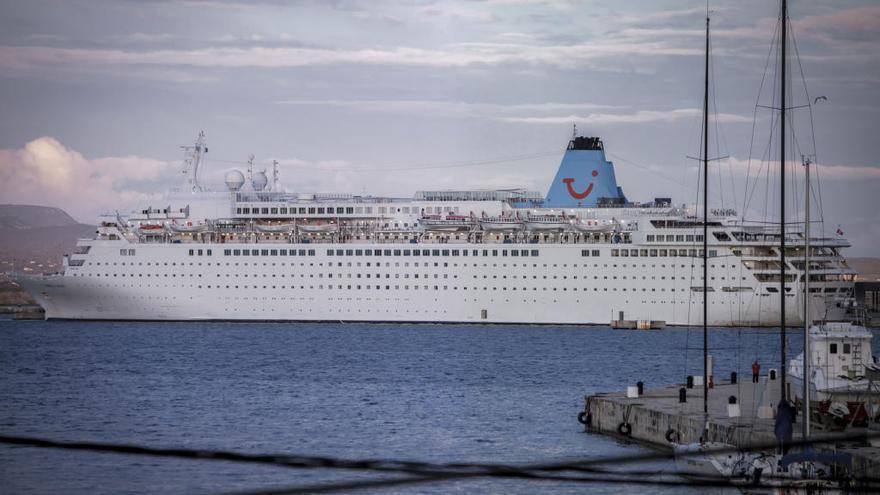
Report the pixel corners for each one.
[562,170,599,200]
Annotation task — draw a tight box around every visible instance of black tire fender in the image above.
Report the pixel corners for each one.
[577,411,592,425]
[617,422,632,437]
[664,428,679,443]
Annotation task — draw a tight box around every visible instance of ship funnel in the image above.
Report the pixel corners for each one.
[544,136,626,207]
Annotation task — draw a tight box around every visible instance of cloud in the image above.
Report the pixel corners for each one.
[816,164,880,180]
[481,0,581,8]
[274,100,754,127]
[274,99,618,120]
[0,137,176,222]
[723,156,880,180]
[616,22,775,43]
[418,5,497,21]
[500,108,752,125]
[0,37,701,77]
[23,33,67,43]
[112,32,177,44]
[797,6,880,42]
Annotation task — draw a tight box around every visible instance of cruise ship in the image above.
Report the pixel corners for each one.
[19,132,856,325]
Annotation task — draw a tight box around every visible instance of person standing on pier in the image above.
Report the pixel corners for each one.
[752,359,761,383]
[775,399,795,455]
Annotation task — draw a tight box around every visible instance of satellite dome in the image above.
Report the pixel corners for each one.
[252,171,268,191]
[224,169,245,191]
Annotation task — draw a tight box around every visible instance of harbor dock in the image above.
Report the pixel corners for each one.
[582,377,880,477]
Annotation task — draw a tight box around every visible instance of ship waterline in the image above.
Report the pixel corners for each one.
[17,134,856,325]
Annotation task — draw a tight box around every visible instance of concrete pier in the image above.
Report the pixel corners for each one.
[583,377,880,477]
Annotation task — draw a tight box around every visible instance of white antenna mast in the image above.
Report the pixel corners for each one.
[246,154,255,184]
[181,131,208,193]
[272,160,280,192]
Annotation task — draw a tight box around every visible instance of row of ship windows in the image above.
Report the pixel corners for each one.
[74,282,711,293]
[72,281,822,298]
[647,234,700,242]
[122,246,728,262]
[85,261,738,270]
[73,271,747,282]
[87,295,756,308]
[327,248,542,258]
[235,206,457,215]
[645,233,736,243]
[646,234,720,243]
[609,248,717,258]
[212,248,544,258]
[153,247,719,259]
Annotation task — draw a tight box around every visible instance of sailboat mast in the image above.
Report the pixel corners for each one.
[803,157,811,438]
[779,0,788,403]
[702,11,710,420]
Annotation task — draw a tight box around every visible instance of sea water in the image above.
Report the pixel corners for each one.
[0,319,813,494]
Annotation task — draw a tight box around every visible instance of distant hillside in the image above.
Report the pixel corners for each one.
[0,204,94,274]
[0,204,79,229]
[850,257,880,282]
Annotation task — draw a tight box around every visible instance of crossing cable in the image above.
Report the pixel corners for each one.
[225,469,880,495]
[1,432,876,474]
[3,433,880,493]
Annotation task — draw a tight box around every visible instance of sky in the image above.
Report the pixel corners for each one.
[0,0,878,256]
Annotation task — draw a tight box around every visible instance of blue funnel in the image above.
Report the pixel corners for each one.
[544,136,625,207]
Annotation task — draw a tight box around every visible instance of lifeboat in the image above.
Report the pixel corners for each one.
[255,222,295,233]
[298,223,338,233]
[419,214,475,232]
[572,219,616,233]
[137,223,166,235]
[169,221,208,233]
[524,214,570,231]
[479,216,523,231]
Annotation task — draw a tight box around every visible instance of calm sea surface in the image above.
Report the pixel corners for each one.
[0,319,819,494]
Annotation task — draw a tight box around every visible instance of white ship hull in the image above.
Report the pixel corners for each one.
[19,240,842,326]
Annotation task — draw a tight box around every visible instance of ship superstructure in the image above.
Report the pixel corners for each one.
[19,133,856,325]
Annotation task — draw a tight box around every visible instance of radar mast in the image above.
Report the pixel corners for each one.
[181,131,208,193]
[272,159,281,192]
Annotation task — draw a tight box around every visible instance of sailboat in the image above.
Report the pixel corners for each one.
[674,1,855,488]
[672,4,740,478]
